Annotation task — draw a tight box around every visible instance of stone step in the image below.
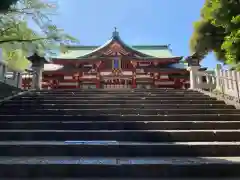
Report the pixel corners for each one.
[2,99,226,104]
[0,129,240,141]
[0,179,232,180]
[31,93,206,98]
[0,114,239,121]
[1,121,240,130]
[13,96,216,100]
[0,179,233,180]
[1,141,240,156]
[2,88,239,179]
[0,108,239,115]
[27,93,207,97]
[0,156,239,178]
[32,90,204,94]
[0,103,234,109]
[36,89,197,93]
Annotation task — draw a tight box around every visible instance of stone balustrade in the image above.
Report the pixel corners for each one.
[0,62,22,88]
[188,63,240,103]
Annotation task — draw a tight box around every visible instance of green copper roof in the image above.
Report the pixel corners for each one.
[133,45,175,58]
[55,29,178,59]
[56,45,176,59]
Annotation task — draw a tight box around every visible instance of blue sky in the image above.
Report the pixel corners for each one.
[50,0,220,69]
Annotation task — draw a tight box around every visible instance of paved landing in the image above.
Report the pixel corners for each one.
[0,141,240,146]
[1,141,240,145]
[0,178,239,180]
[0,157,239,165]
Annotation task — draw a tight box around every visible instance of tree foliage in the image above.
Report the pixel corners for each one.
[0,0,78,72]
[0,0,18,11]
[190,0,240,65]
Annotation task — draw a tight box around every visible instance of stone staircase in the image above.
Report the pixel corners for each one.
[0,89,240,178]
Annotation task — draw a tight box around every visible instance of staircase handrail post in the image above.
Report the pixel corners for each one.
[187,65,200,90]
[215,64,222,91]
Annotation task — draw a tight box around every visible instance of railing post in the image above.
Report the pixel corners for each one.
[32,64,44,90]
[0,63,5,81]
[187,66,200,89]
[0,48,6,82]
[233,70,240,102]
[215,64,222,91]
[16,72,22,89]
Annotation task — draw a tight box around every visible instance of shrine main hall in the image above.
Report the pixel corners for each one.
[23,29,203,89]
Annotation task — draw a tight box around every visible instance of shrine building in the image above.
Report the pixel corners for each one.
[22,28,207,89]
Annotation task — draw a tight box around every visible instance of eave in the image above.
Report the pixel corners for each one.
[44,64,91,74]
[52,56,183,64]
[143,68,188,73]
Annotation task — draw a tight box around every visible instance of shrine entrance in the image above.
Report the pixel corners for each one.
[102,78,132,89]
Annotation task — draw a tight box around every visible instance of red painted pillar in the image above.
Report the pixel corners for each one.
[152,75,155,88]
[49,79,53,89]
[131,61,137,89]
[132,71,137,88]
[153,73,159,88]
[53,79,59,89]
[78,72,82,88]
[95,61,102,89]
[96,71,101,88]
[73,73,79,89]
[174,78,181,89]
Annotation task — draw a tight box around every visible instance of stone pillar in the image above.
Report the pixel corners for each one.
[32,63,44,90]
[187,66,200,89]
[215,64,222,91]
[16,72,22,88]
[232,70,239,98]
[0,63,6,82]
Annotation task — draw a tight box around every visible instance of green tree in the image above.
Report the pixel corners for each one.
[0,0,18,11]
[190,0,240,66]
[0,0,78,71]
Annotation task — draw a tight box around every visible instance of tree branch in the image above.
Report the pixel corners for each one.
[0,37,55,44]
[0,22,19,36]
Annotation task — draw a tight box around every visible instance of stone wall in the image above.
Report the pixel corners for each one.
[0,82,22,101]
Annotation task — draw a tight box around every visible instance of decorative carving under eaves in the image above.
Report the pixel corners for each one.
[102,42,130,56]
[111,68,123,77]
[89,68,96,73]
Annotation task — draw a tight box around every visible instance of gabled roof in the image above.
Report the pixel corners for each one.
[55,28,181,60]
[78,29,157,59]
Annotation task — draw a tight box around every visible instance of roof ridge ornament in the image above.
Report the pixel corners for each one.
[112,27,119,38]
